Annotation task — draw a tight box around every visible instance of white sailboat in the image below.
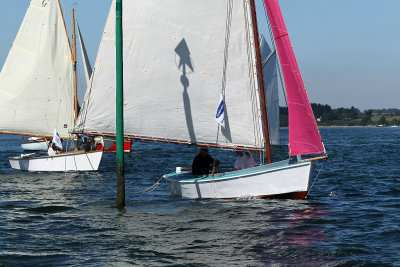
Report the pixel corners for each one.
[77,0,327,198]
[21,137,49,151]
[0,0,102,171]
[19,18,93,152]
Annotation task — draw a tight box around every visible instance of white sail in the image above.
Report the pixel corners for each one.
[0,0,74,138]
[260,36,280,146]
[78,0,265,149]
[77,21,92,87]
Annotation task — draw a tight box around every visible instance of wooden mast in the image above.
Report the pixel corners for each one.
[72,9,79,125]
[249,0,272,164]
[58,0,72,55]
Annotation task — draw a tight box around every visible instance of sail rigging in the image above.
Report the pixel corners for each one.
[263,0,324,155]
[77,0,265,150]
[0,0,74,138]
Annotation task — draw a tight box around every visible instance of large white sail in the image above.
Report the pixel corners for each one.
[0,0,74,138]
[260,36,280,146]
[78,0,265,149]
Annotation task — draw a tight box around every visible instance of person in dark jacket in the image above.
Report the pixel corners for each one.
[192,147,220,175]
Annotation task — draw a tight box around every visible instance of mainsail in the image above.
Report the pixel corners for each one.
[263,0,324,155]
[0,0,74,138]
[78,0,265,150]
[260,35,280,146]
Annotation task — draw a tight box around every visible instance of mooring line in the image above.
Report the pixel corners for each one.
[134,176,165,195]
[306,159,326,198]
[85,153,116,194]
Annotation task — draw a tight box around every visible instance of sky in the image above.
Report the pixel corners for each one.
[0,0,399,111]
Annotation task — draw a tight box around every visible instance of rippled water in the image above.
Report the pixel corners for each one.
[0,127,399,266]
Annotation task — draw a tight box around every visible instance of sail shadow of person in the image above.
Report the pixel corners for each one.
[175,39,196,143]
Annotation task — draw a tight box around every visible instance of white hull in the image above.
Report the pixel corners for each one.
[9,151,103,172]
[21,141,48,151]
[164,160,313,199]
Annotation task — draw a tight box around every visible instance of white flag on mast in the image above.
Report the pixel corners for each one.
[52,129,63,150]
[215,94,225,128]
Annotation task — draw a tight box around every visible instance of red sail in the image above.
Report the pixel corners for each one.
[263,0,324,155]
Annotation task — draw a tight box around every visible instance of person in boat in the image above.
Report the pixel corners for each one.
[234,151,256,170]
[192,147,220,175]
[53,143,62,154]
[84,136,96,152]
[47,141,56,156]
[46,141,61,156]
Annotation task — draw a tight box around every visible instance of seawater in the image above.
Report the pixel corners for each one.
[0,127,399,266]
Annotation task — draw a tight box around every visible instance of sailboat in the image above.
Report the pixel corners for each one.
[0,0,102,171]
[390,118,398,127]
[77,19,132,153]
[77,0,327,198]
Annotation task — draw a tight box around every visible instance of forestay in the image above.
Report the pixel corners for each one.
[77,0,265,150]
[0,0,74,138]
[260,36,280,146]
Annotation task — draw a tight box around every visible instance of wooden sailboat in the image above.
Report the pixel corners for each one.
[1,0,102,171]
[19,12,91,152]
[77,0,327,198]
[165,0,327,199]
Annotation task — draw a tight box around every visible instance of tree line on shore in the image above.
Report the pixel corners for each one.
[279,104,400,127]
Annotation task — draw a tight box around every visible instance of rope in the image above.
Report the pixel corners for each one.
[134,176,165,195]
[85,152,116,194]
[214,0,233,146]
[220,0,233,98]
[306,159,326,198]
[243,1,264,150]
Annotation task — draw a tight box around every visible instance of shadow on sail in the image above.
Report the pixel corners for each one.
[175,38,196,143]
[220,98,232,143]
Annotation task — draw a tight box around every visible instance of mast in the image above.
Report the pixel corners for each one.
[72,9,79,125]
[58,0,72,55]
[249,0,272,163]
[116,0,125,209]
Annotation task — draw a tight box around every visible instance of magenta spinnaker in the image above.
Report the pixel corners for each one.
[263,0,324,156]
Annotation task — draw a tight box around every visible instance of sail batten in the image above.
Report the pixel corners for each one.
[263,0,324,155]
[78,0,265,149]
[0,0,74,138]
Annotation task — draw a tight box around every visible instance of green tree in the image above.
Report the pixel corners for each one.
[378,115,387,125]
